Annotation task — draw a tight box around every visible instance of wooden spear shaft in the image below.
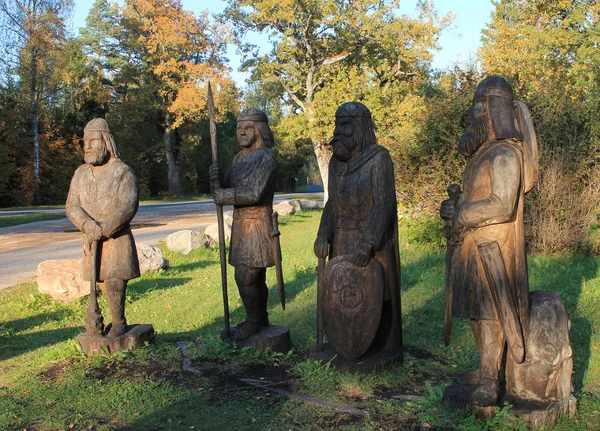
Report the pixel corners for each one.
[208,82,230,339]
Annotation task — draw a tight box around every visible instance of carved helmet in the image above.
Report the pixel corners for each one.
[334,102,377,150]
[473,76,520,141]
[237,108,268,123]
[236,108,274,148]
[83,118,119,158]
[335,102,372,119]
[474,76,539,192]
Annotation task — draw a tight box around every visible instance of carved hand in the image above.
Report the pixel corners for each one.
[440,197,455,221]
[209,164,220,190]
[313,236,329,258]
[82,220,103,254]
[352,242,373,268]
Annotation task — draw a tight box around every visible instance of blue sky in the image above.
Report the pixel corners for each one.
[71,0,495,86]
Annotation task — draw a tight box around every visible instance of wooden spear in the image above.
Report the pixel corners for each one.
[207,82,230,339]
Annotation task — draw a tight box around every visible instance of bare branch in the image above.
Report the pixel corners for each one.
[319,51,351,66]
[274,72,305,111]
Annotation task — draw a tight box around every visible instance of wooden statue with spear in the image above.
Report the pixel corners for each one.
[208,85,288,347]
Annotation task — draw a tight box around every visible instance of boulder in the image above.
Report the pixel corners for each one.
[224,210,234,225]
[37,259,88,303]
[204,222,231,245]
[302,200,319,209]
[136,243,169,273]
[289,199,302,212]
[166,230,212,255]
[273,200,296,216]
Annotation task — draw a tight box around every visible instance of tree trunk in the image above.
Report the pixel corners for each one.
[314,139,330,204]
[163,111,182,196]
[31,53,40,205]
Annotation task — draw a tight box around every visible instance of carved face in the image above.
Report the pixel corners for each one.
[236,120,259,148]
[83,131,109,166]
[458,98,491,157]
[332,117,358,161]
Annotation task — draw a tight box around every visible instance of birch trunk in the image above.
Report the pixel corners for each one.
[163,111,182,196]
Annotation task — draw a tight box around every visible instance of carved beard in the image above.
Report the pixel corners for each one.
[84,149,108,166]
[331,136,357,161]
[458,114,491,157]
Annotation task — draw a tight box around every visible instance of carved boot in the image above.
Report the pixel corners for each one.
[456,369,480,385]
[469,319,504,406]
[104,279,128,338]
[233,283,261,341]
[257,272,270,327]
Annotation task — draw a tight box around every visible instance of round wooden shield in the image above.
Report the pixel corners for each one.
[323,256,384,360]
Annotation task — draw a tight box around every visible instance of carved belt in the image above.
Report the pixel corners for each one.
[336,218,367,230]
[234,206,271,220]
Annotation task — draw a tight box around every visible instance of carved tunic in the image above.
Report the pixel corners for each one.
[223,146,276,268]
[66,159,140,281]
[451,139,529,322]
[318,145,400,300]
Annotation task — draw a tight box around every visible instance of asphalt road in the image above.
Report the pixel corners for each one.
[0,193,322,290]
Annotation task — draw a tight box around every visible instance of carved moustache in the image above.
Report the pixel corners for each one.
[84,149,107,166]
[458,114,491,157]
[331,136,352,161]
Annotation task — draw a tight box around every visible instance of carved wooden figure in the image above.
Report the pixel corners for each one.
[67,118,154,354]
[210,109,290,351]
[441,76,575,425]
[310,102,402,370]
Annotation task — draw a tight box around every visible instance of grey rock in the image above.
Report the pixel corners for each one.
[166,230,211,255]
[136,243,169,273]
[204,222,231,246]
[37,259,88,303]
[273,200,296,216]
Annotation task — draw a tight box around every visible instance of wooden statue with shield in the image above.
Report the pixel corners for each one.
[310,102,403,371]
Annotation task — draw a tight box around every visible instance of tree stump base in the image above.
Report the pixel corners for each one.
[221,325,291,352]
[77,324,155,355]
[308,344,403,372]
[443,383,577,427]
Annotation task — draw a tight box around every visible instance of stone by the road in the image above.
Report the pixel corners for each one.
[203,222,231,245]
[303,200,319,209]
[289,199,302,212]
[166,230,212,255]
[38,243,168,303]
[37,259,88,303]
[136,243,169,273]
[273,200,296,216]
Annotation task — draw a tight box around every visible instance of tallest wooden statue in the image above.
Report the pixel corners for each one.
[441,76,576,425]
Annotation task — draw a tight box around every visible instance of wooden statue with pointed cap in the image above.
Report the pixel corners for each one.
[441,77,576,423]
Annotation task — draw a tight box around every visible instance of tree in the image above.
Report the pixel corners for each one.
[0,0,73,203]
[114,0,237,196]
[480,0,600,163]
[225,0,450,202]
[480,0,600,253]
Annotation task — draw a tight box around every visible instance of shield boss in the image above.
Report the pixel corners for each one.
[323,256,384,360]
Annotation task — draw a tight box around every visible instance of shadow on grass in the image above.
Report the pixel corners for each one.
[169,259,216,273]
[127,277,194,302]
[0,326,79,361]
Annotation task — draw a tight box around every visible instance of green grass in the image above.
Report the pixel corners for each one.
[0,210,599,430]
[0,213,66,228]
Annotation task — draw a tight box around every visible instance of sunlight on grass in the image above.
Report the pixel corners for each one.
[1,210,599,430]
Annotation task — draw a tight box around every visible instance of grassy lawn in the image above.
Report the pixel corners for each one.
[0,210,598,430]
[0,213,66,228]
